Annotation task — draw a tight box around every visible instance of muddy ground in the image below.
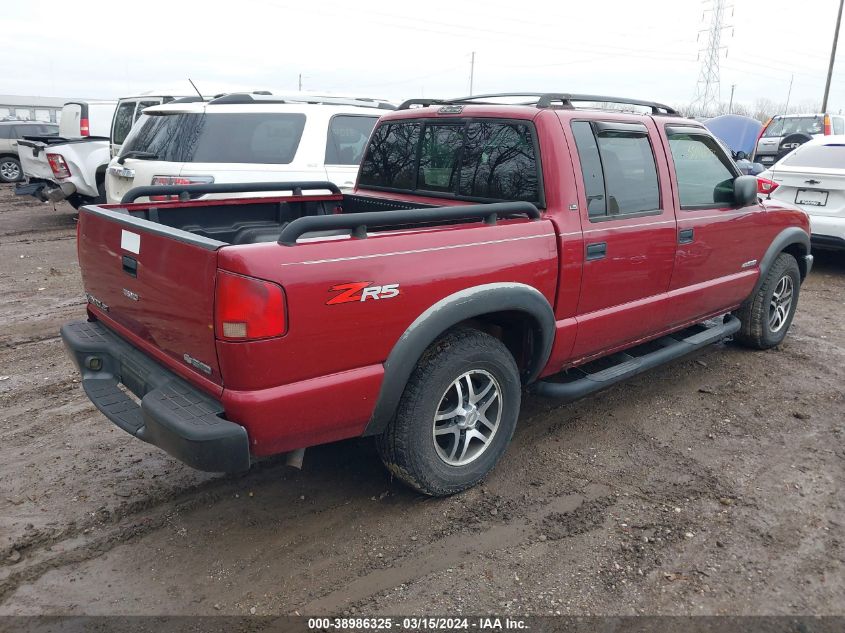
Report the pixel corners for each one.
[0,184,842,617]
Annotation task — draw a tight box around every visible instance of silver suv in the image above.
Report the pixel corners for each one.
[753,113,845,167]
[0,121,59,182]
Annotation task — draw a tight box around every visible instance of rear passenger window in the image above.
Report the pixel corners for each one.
[571,121,660,219]
[325,115,378,165]
[666,133,736,209]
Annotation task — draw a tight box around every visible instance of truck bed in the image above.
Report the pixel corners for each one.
[109,193,447,245]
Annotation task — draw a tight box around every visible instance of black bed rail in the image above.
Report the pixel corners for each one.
[120,181,341,204]
[278,201,541,246]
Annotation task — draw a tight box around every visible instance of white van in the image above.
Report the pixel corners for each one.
[59,101,117,138]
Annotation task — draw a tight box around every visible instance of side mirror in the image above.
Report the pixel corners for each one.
[734,175,758,206]
[735,150,747,161]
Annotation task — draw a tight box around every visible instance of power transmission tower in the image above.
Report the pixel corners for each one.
[691,0,733,117]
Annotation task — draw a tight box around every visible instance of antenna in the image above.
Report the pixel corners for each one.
[690,0,733,117]
[188,78,204,100]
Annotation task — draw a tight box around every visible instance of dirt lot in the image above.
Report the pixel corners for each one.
[0,184,843,617]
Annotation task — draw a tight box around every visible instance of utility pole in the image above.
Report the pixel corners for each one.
[469,51,475,96]
[785,74,794,113]
[822,0,844,112]
[729,83,736,113]
[298,73,302,91]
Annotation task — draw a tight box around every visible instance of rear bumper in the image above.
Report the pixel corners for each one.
[809,215,845,249]
[61,319,250,473]
[15,178,76,202]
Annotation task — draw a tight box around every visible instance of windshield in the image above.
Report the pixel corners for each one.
[781,143,845,169]
[120,112,306,164]
[762,116,824,138]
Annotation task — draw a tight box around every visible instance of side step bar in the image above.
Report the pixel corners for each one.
[532,315,741,401]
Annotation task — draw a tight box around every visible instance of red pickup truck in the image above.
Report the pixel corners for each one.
[62,93,812,496]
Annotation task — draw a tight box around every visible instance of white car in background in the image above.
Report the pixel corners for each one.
[105,92,394,204]
[758,135,845,251]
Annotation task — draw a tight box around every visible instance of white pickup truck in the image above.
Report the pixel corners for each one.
[16,100,116,208]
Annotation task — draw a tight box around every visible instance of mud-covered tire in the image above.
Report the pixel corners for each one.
[735,253,801,349]
[377,328,521,497]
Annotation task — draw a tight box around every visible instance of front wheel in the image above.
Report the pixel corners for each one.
[377,328,521,496]
[735,253,801,349]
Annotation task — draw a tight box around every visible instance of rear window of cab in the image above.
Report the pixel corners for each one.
[358,119,542,205]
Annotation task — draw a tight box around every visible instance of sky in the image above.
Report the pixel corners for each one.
[4,0,843,113]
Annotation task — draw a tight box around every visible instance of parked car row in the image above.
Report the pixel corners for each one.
[11,90,394,209]
[8,90,843,257]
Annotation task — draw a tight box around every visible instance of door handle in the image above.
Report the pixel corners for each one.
[678,228,694,244]
[122,255,138,277]
[586,242,607,261]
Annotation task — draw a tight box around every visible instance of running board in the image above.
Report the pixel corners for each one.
[532,315,741,401]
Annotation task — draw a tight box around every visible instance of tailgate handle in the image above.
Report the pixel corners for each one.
[122,255,138,277]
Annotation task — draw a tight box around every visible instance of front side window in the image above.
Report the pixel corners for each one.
[571,121,660,219]
[120,113,307,164]
[359,119,540,203]
[667,132,736,209]
[325,115,377,165]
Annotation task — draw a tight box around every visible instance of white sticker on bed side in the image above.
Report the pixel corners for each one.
[121,230,140,254]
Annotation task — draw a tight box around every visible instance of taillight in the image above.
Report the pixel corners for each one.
[149,175,214,201]
[215,271,287,341]
[47,153,71,179]
[80,118,89,136]
[757,177,779,195]
[823,114,832,135]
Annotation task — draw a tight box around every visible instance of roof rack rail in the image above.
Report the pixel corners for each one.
[398,93,679,115]
[207,92,396,110]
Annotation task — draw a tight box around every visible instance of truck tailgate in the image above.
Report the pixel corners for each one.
[78,206,224,387]
[17,141,54,180]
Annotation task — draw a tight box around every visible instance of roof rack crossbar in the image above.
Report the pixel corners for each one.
[400,93,678,116]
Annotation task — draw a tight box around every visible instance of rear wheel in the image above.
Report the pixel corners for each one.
[0,157,22,183]
[377,328,521,496]
[735,253,801,349]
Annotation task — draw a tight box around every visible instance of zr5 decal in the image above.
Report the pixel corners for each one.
[326,282,400,305]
